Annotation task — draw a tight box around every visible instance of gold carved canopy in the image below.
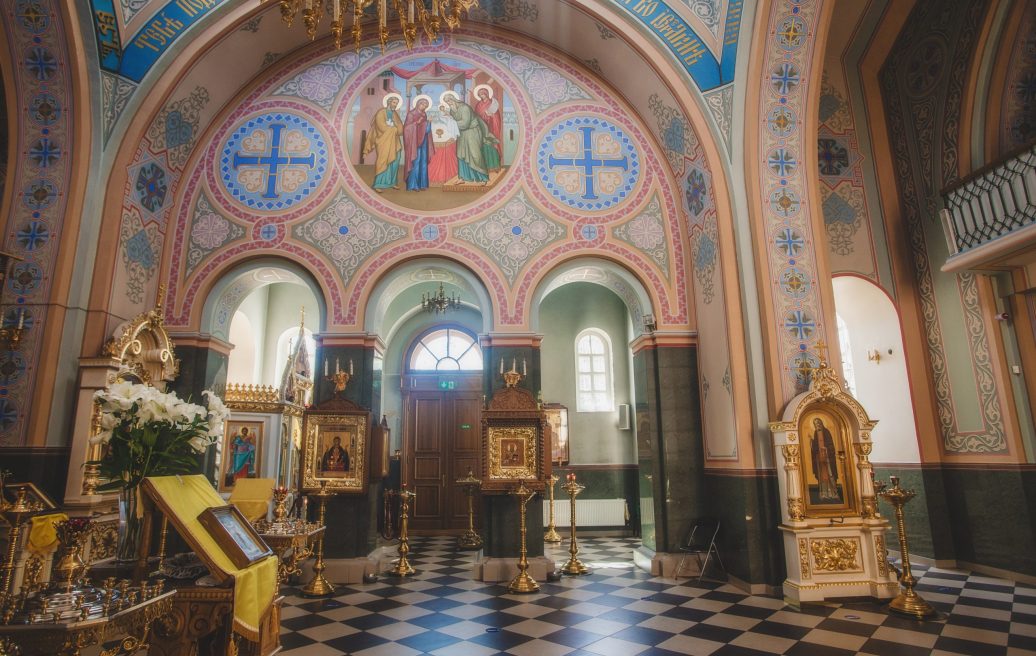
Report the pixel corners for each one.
[102,292,179,387]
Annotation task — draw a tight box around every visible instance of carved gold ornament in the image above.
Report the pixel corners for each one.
[787,499,803,520]
[798,538,810,578]
[787,498,805,521]
[861,497,878,519]
[875,534,889,576]
[781,444,800,466]
[487,426,538,480]
[810,538,860,572]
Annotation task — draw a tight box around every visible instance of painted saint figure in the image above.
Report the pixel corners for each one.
[363,93,404,192]
[473,84,502,171]
[442,91,498,184]
[321,435,350,474]
[810,418,840,501]
[429,104,459,185]
[403,94,436,191]
[225,426,256,488]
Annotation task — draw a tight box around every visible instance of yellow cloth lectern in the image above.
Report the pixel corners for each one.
[142,475,278,641]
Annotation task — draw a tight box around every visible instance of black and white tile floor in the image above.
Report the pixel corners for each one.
[277,537,1036,655]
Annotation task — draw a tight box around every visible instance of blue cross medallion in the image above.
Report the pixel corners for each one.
[233,123,316,199]
[547,127,628,201]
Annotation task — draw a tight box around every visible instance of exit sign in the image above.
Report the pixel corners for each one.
[438,379,456,390]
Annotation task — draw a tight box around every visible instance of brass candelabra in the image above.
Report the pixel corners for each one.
[386,486,416,577]
[559,472,592,576]
[0,488,38,597]
[876,475,936,620]
[560,474,589,576]
[301,482,336,598]
[543,474,561,543]
[456,471,483,550]
[272,486,289,523]
[507,480,539,594]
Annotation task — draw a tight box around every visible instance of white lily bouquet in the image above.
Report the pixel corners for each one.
[89,381,231,492]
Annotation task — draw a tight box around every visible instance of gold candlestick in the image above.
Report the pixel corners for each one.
[272,486,289,523]
[544,474,562,543]
[301,482,336,598]
[878,475,936,620]
[507,480,539,594]
[561,474,589,575]
[456,470,483,550]
[0,488,37,596]
[387,486,416,576]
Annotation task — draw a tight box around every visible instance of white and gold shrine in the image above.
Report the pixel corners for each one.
[770,354,898,604]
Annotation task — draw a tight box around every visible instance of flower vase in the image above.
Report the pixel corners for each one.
[117,487,144,563]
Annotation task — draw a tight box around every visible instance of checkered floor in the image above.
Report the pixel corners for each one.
[278,537,1036,655]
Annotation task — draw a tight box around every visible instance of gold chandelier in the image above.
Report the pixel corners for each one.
[421,282,461,314]
[270,0,478,51]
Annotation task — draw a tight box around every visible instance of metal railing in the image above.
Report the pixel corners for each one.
[941,142,1036,255]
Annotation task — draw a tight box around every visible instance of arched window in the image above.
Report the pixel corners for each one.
[836,313,857,397]
[408,327,483,372]
[575,329,614,412]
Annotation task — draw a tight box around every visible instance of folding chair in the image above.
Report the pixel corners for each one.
[673,518,725,581]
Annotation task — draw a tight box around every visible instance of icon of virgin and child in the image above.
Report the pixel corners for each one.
[320,433,352,478]
[352,60,511,200]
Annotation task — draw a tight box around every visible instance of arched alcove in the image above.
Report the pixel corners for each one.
[199,258,328,342]
[832,275,920,463]
[529,258,655,338]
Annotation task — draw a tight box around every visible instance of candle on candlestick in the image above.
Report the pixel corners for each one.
[324,358,329,376]
[349,359,354,375]
[511,357,516,372]
[336,357,341,374]
[17,310,24,330]
[500,358,504,374]
[522,358,527,377]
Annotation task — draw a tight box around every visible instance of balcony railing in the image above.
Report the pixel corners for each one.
[941,142,1036,257]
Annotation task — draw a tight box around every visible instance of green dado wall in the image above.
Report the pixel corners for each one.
[875,464,1036,576]
[552,465,640,529]
[703,470,784,587]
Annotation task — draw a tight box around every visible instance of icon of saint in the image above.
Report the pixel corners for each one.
[811,418,840,501]
[403,94,435,191]
[364,93,404,192]
[224,426,256,488]
[321,435,350,474]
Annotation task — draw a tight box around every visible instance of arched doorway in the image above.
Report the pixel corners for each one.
[402,326,484,533]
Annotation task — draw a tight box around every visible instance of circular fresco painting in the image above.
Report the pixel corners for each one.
[345,56,518,212]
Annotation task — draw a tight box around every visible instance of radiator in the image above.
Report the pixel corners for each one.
[543,498,626,527]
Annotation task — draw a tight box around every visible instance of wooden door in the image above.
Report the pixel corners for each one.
[403,374,482,532]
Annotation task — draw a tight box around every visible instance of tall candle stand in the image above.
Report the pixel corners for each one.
[560,473,589,576]
[543,474,562,543]
[876,475,936,620]
[387,486,416,577]
[301,481,336,598]
[0,488,38,596]
[507,480,539,594]
[456,471,483,550]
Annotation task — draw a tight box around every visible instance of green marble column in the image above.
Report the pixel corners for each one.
[312,337,380,557]
[169,336,231,483]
